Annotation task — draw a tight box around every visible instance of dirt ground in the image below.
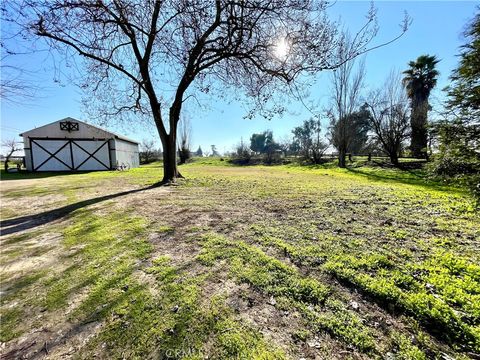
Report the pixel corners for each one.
[1,163,479,359]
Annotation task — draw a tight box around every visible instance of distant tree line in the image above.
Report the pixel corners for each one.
[134,5,477,201]
[227,30,442,168]
[230,62,430,168]
[229,8,479,202]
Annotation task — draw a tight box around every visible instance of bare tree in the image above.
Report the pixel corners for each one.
[2,139,22,171]
[277,135,293,157]
[0,64,39,103]
[140,139,157,164]
[210,145,220,157]
[5,0,407,183]
[366,71,410,166]
[328,37,367,168]
[178,115,191,165]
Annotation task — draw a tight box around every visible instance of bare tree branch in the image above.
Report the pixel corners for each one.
[366,71,410,166]
[4,0,408,182]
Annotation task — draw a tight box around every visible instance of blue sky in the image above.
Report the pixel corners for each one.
[1,1,477,155]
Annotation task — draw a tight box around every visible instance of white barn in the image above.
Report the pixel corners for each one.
[20,117,140,172]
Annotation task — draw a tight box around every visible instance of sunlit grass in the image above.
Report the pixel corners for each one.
[1,159,478,357]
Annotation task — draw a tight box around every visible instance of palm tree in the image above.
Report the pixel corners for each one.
[402,55,440,159]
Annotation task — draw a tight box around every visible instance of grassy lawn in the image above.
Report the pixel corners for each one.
[0,160,478,359]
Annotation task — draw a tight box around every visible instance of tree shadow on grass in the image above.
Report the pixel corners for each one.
[0,184,163,236]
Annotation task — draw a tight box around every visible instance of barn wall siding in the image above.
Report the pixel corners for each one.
[109,139,117,169]
[113,139,140,169]
[23,137,33,171]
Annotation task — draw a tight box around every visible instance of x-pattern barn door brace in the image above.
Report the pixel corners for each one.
[31,139,111,171]
[72,140,110,170]
[32,139,73,171]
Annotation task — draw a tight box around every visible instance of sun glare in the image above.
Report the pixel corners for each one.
[274,37,290,60]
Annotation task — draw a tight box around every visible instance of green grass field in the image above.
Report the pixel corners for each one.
[0,160,478,359]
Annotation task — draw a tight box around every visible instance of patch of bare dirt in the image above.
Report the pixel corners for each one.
[1,194,68,221]
[0,185,165,360]
[1,179,43,191]
[0,222,104,360]
[1,233,67,282]
[1,320,104,360]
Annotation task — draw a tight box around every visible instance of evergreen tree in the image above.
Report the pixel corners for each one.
[446,9,480,118]
[195,146,203,157]
[430,9,480,203]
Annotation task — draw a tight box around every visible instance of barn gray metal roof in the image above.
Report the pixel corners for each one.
[19,117,139,144]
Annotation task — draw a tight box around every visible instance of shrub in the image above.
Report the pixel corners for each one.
[428,120,480,205]
[230,139,252,165]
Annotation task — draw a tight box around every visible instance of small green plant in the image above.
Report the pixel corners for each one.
[198,233,376,352]
[393,333,427,360]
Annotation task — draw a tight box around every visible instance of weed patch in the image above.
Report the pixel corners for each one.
[1,161,477,358]
[198,233,377,353]
[84,255,285,359]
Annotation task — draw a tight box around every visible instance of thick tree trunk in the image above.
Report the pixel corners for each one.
[410,98,428,159]
[161,134,182,184]
[152,113,180,185]
[390,152,399,167]
[159,100,185,184]
[4,151,14,172]
[338,149,346,168]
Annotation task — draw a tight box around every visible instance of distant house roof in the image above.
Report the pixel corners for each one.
[20,117,139,144]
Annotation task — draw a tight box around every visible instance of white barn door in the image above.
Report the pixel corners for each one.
[71,140,110,171]
[30,139,111,171]
[31,139,72,171]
